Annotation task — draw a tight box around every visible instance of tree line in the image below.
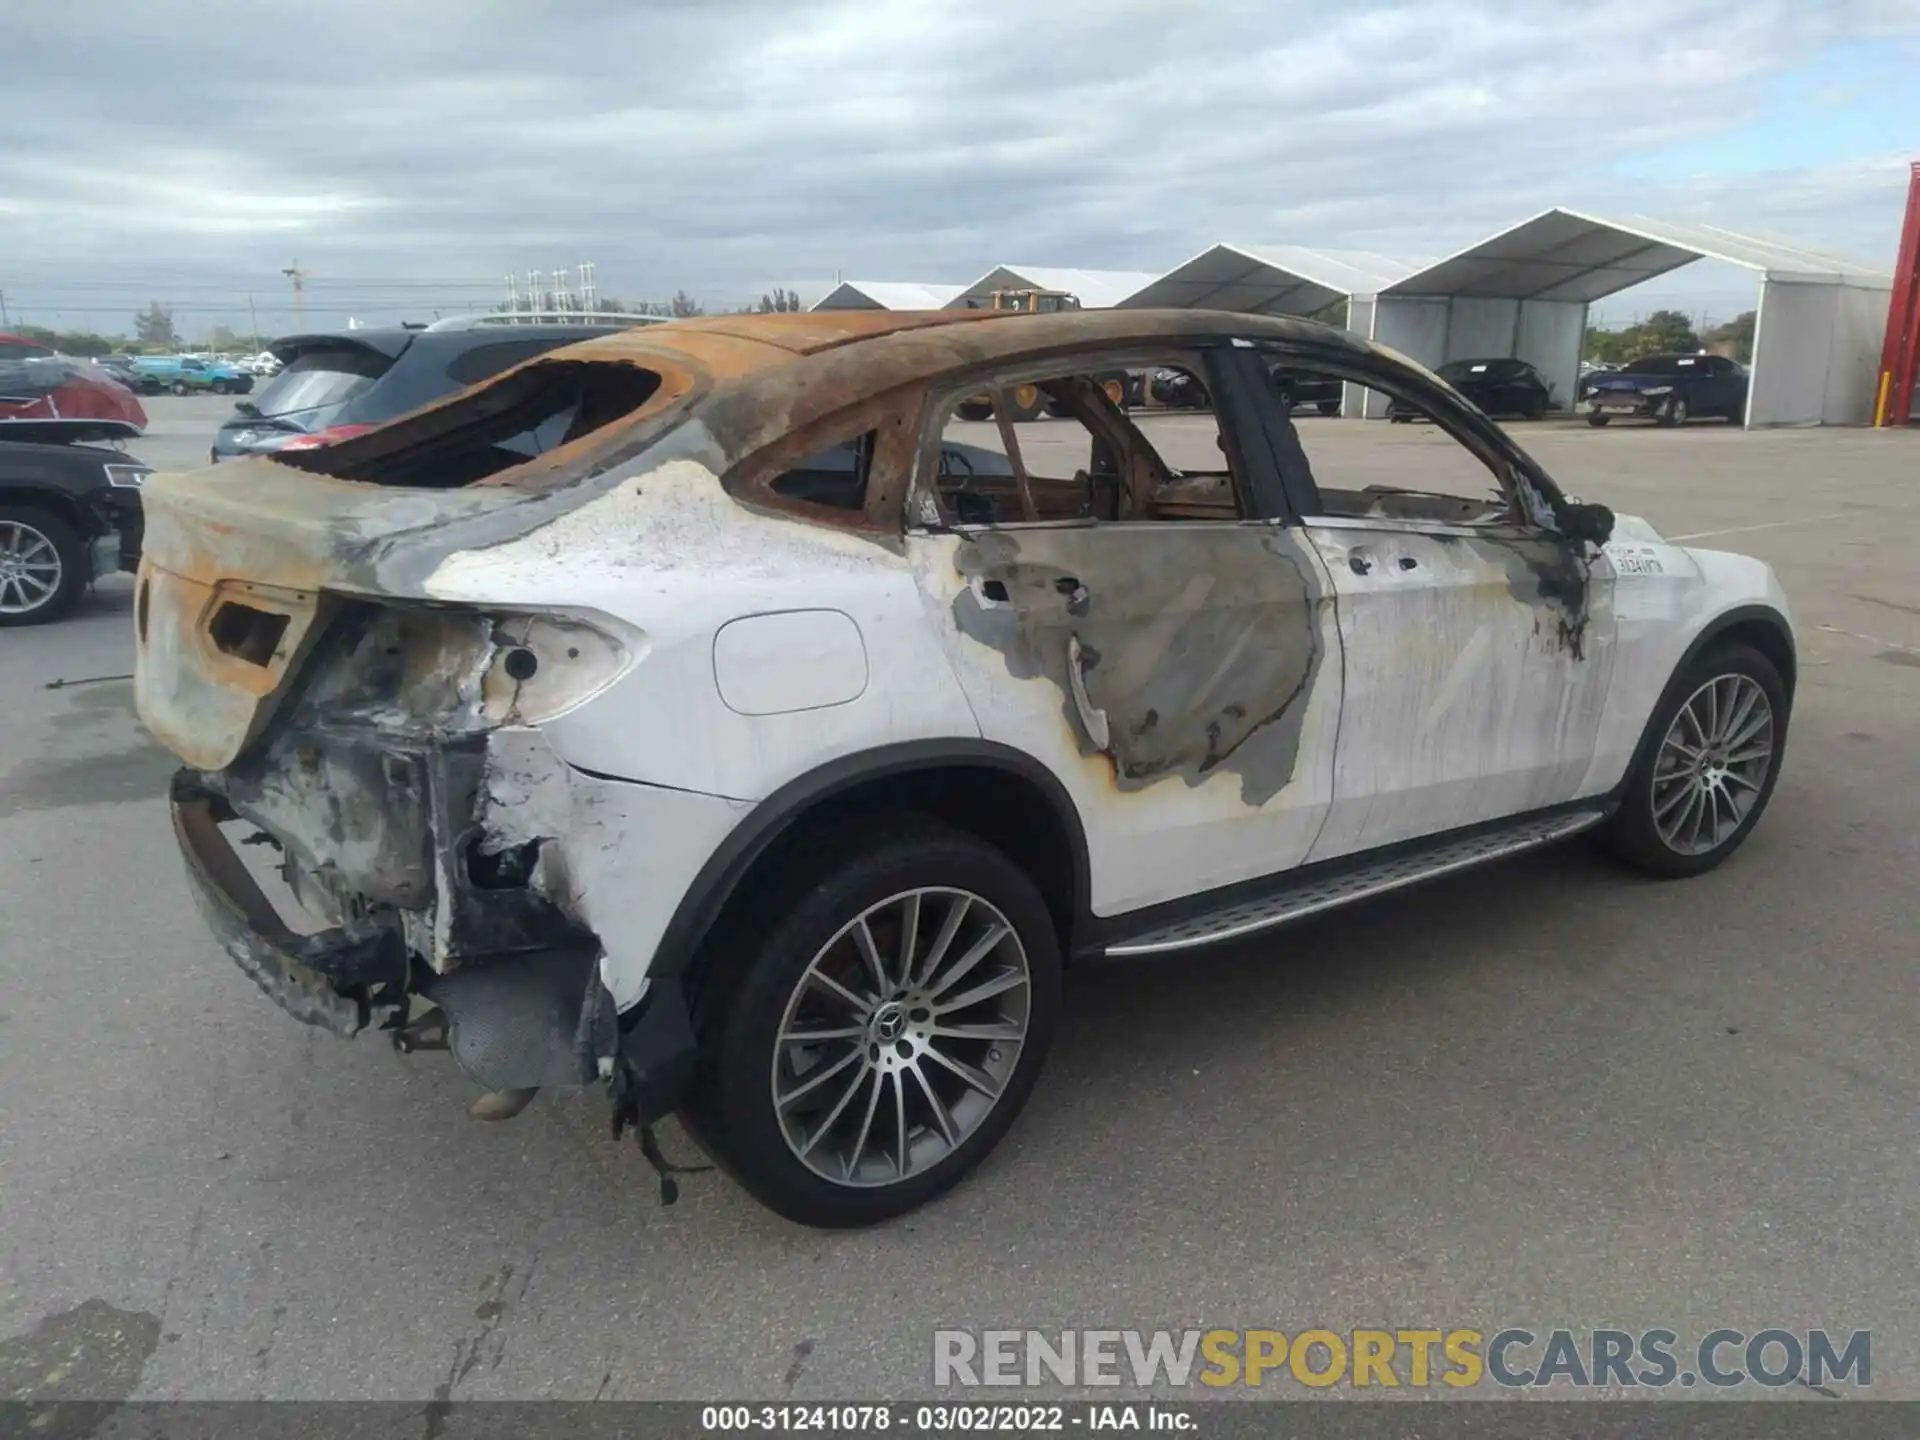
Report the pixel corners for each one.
[1585,308,1756,365]
[10,287,811,358]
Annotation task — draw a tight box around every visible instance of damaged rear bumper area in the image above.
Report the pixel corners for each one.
[165,727,695,1132]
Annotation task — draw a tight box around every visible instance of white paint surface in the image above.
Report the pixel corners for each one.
[561,770,751,1010]
[712,609,868,716]
[1304,525,1618,859]
[427,460,984,802]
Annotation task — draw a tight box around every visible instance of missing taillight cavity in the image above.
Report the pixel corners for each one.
[208,601,290,667]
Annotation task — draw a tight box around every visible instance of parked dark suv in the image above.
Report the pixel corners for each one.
[210,316,667,461]
[0,418,151,625]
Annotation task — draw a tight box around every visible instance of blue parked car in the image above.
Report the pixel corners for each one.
[1582,353,1747,427]
[130,355,254,397]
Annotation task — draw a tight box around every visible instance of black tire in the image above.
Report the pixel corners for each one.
[1003,382,1046,423]
[169,380,189,396]
[1527,393,1548,420]
[1586,411,1611,427]
[1602,642,1788,879]
[1657,395,1689,427]
[684,816,1062,1227]
[1317,399,1341,417]
[210,380,229,395]
[955,399,993,422]
[0,504,88,627]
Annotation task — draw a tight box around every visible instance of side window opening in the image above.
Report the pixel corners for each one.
[276,360,662,488]
[768,432,874,512]
[929,359,1245,528]
[1257,354,1518,528]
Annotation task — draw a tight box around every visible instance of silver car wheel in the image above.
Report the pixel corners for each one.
[0,520,64,616]
[1652,673,1774,856]
[771,886,1031,1188]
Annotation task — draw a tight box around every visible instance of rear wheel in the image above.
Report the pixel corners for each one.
[0,506,86,627]
[685,818,1061,1227]
[1527,392,1548,420]
[956,398,993,422]
[1586,411,1611,427]
[1603,643,1787,878]
[169,380,190,396]
[1657,395,1690,427]
[1317,399,1341,417]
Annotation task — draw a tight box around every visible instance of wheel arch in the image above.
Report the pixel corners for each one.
[643,740,1095,991]
[1685,603,1796,698]
[0,486,93,537]
[1613,603,1796,802]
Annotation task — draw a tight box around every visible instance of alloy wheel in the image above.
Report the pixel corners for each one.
[1651,674,1774,856]
[0,520,63,616]
[771,887,1031,1188]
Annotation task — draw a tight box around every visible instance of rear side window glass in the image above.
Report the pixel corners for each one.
[348,335,584,423]
[769,434,873,512]
[446,339,576,387]
[253,347,390,423]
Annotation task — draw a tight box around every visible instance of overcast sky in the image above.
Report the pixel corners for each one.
[4,0,1916,337]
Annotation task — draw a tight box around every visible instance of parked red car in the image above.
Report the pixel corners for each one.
[0,335,149,430]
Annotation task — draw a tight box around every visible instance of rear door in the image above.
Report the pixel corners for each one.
[907,345,1345,918]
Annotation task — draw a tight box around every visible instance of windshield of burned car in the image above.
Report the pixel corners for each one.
[249,345,392,426]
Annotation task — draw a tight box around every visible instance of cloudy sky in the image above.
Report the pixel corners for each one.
[4,0,1916,339]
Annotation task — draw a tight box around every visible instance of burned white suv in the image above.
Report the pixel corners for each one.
[135,310,1794,1227]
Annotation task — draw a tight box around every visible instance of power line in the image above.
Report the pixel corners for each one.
[0,277,506,291]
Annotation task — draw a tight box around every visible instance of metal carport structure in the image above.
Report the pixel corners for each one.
[1366,208,1892,426]
[810,281,963,311]
[1118,243,1431,414]
[944,266,1162,310]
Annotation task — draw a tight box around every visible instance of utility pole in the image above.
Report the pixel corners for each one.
[0,288,9,329]
[282,261,307,329]
[247,294,260,351]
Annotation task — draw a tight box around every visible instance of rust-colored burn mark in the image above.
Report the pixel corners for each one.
[949,525,1328,806]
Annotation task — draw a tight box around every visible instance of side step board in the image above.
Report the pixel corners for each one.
[1104,808,1610,957]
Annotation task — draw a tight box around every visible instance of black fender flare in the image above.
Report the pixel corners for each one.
[635,739,1095,987]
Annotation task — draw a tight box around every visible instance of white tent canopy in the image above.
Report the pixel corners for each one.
[811,280,962,311]
[945,266,1161,310]
[1369,208,1892,425]
[1118,243,1430,318]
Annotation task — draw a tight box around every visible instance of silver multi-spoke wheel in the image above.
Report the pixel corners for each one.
[1651,673,1774,856]
[771,887,1031,1188]
[0,520,64,616]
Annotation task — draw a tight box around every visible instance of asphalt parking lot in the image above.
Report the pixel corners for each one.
[3,393,1918,1402]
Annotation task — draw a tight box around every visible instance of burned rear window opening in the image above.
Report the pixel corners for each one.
[274,359,663,489]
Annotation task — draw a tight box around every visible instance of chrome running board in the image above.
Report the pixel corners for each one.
[1104,808,1609,957]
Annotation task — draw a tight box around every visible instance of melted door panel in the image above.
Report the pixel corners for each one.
[913,522,1345,917]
